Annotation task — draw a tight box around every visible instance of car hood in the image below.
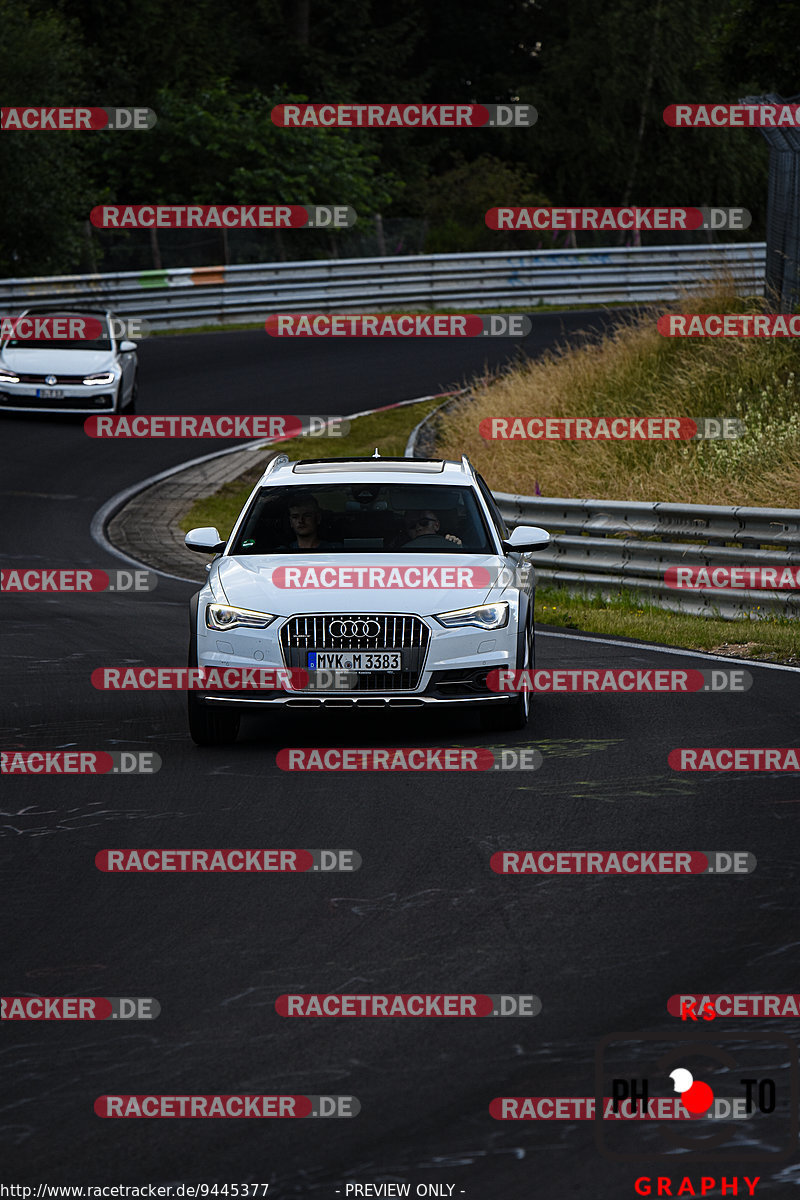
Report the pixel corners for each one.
[0,348,117,373]
[214,553,514,616]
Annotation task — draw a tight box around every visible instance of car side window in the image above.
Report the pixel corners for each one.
[476,475,508,540]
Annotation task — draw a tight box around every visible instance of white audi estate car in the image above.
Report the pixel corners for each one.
[0,308,138,415]
[184,454,550,745]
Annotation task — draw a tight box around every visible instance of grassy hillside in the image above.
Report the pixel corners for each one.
[435,286,799,508]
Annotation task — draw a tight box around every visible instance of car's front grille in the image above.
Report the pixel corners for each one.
[11,373,88,384]
[280,613,430,691]
[282,614,428,650]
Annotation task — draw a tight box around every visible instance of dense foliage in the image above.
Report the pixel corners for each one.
[1,0,796,274]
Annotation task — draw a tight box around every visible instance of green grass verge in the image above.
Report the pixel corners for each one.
[436,285,800,508]
[535,586,798,665]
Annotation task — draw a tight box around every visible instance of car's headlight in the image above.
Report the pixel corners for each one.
[82,371,117,386]
[0,369,20,383]
[435,602,509,630]
[206,603,276,631]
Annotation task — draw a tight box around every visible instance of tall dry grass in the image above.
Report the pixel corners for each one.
[436,284,800,506]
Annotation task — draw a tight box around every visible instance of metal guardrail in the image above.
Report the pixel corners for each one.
[0,243,766,329]
[495,494,800,618]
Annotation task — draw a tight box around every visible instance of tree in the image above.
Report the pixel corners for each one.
[711,0,800,96]
[415,154,550,252]
[522,0,768,235]
[0,0,94,275]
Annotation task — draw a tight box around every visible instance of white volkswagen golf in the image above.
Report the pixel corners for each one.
[185,454,550,745]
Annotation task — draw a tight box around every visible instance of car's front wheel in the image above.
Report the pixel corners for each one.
[188,691,241,746]
[480,621,533,732]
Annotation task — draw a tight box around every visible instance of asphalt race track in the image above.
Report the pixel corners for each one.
[2,313,799,1198]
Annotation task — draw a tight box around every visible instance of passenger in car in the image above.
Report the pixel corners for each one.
[402,510,462,546]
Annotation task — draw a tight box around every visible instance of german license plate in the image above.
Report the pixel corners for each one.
[308,651,401,671]
[36,388,65,399]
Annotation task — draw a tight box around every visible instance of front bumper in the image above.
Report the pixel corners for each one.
[202,690,514,710]
[0,385,116,414]
[195,604,520,708]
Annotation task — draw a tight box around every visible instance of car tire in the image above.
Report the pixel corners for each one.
[480,621,533,732]
[188,690,241,746]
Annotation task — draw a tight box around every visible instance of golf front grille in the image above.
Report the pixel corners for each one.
[280,613,430,691]
[12,373,87,384]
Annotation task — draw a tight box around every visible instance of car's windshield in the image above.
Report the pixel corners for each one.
[230,483,496,554]
[2,313,113,352]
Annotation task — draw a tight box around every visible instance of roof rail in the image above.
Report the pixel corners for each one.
[461,454,476,477]
[289,456,442,465]
[261,452,289,479]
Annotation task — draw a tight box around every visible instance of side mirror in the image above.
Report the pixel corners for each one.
[119,340,138,352]
[503,525,551,552]
[185,527,226,554]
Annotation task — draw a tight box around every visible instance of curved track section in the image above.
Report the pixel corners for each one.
[2,314,797,1196]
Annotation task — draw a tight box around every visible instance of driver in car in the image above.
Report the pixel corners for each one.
[402,509,462,546]
[284,494,339,550]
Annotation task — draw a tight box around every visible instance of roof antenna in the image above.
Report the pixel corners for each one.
[372,448,380,457]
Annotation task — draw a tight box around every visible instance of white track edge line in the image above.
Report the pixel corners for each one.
[536,628,800,672]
